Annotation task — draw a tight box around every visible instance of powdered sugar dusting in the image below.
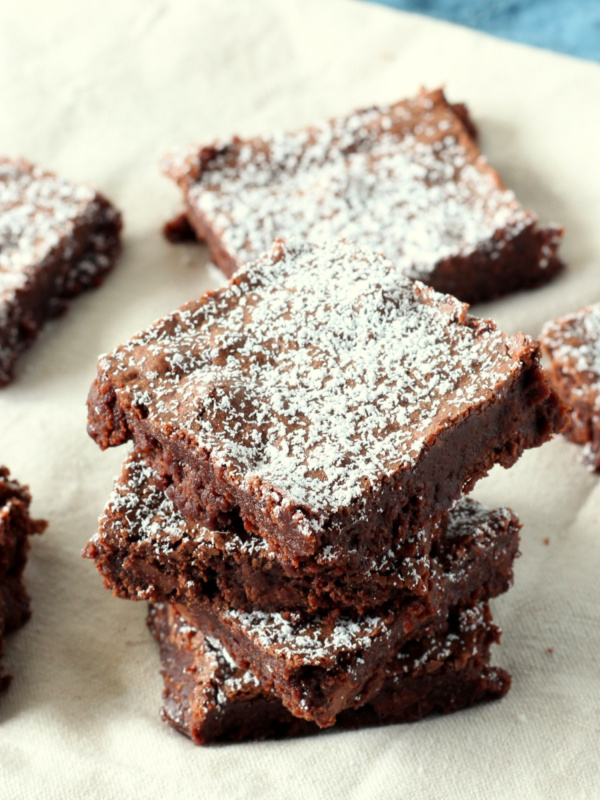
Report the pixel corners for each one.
[0,156,120,382]
[221,606,389,666]
[541,303,600,403]
[163,91,544,283]
[99,239,527,521]
[1,157,96,276]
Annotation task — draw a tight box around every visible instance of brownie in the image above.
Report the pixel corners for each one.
[148,601,509,744]
[0,157,122,386]
[0,467,46,691]
[161,87,563,304]
[88,239,564,566]
[540,303,600,469]
[170,496,518,728]
[85,450,520,614]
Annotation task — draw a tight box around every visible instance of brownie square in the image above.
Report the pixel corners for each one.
[148,601,510,744]
[540,303,600,469]
[161,87,563,304]
[0,157,122,385]
[85,450,519,615]
[0,468,46,692]
[169,495,518,728]
[88,240,564,565]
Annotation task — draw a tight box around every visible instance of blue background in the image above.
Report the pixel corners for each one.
[365,0,600,61]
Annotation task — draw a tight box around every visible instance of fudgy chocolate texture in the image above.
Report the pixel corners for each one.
[85,451,520,614]
[88,240,564,566]
[0,157,122,386]
[161,87,562,304]
[0,467,46,692]
[148,601,509,745]
[172,500,518,728]
[540,303,600,470]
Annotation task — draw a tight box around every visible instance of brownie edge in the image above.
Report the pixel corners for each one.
[0,467,46,692]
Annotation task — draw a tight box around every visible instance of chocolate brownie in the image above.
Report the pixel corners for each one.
[171,497,518,728]
[540,303,600,469]
[0,157,122,386]
[161,87,563,304]
[149,601,509,744]
[0,468,46,691]
[88,239,564,566]
[85,451,520,614]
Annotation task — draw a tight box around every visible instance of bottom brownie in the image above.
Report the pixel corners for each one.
[148,602,509,745]
[0,468,46,691]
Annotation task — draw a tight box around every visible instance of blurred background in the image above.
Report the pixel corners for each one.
[366,0,600,61]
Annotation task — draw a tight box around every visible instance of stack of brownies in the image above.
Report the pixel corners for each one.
[85,238,565,743]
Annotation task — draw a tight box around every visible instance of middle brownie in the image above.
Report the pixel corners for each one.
[85,450,519,615]
[87,239,564,567]
[173,499,518,727]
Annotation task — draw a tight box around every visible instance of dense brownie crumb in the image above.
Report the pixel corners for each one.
[161,87,562,303]
[540,303,600,469]
[0,467,46,692]
[148,601,510,744]
[170,497,518,728]
[85,450,520,615]
[0,156,122,386]
[87,239,565,567]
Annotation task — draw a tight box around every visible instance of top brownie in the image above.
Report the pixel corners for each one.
[162,88,562,304]
[0,157,122,385]
[88,240,564,564]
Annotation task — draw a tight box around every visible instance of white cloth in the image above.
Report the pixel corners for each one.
[0,1,599,797]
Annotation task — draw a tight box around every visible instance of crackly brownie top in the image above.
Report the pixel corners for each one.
[93,239,537,518]
[204,498,516,669]
[540,303,600,404]
[162,88,544,279]
[0,157,109,296]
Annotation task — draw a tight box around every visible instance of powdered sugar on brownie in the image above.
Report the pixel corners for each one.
[95,239,533,520]
[162,91,549,284]
[541,303,600,399]
[0,157,121,383]
[221,607,389,667]
[1,158,103,278]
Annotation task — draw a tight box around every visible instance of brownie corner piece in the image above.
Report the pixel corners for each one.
[87,239,565,565]
[540,302,600,468]
[0,466,46,692]
[161,86,563,303]
[0,156,123,386]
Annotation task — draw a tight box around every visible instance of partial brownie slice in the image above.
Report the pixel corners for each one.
[540,303,600,469]
[85,450,519,614]
[161,87,562,304]
[172,499,519,728]
[88,239,564,566]
[148,601,509,745]
[0,157,122,386]
[0,468,46,691]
